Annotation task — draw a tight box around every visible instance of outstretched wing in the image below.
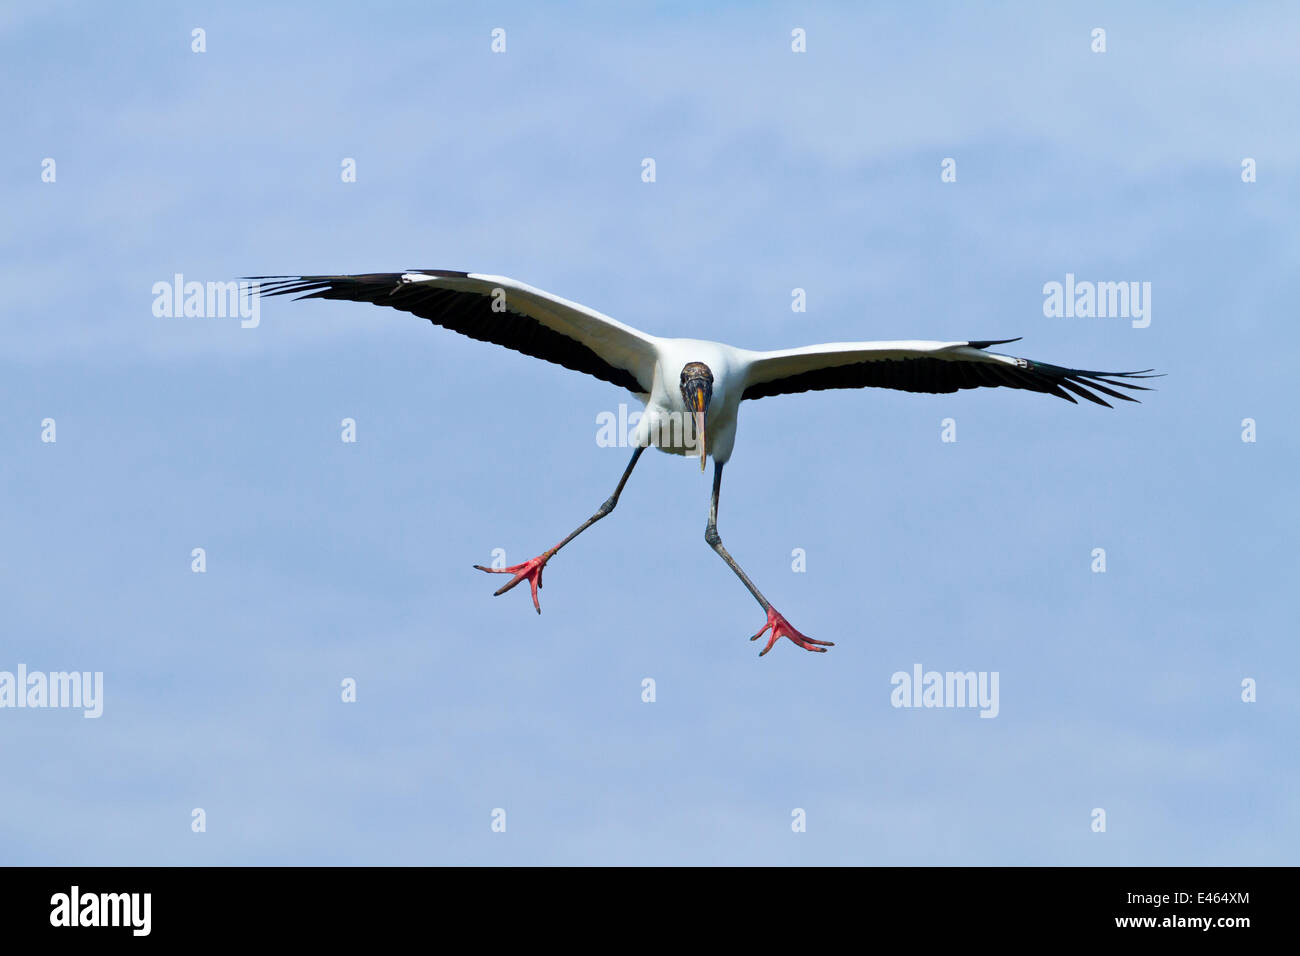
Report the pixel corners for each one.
[740,338,1158,407]
[252,271,660,394]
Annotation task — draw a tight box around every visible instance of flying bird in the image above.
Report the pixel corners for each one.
[253,271,1158,656]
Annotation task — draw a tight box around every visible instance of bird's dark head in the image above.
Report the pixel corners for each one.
[680,362,714,472]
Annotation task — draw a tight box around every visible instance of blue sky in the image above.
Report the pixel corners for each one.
[1,1,1296,864]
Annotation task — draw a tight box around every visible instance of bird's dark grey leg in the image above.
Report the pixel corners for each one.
[541,445,644,559]
[475,446,645,612]
[704,462,772,611]
[705,462,834,657]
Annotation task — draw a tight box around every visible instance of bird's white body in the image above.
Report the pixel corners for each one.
[635,337,744,464]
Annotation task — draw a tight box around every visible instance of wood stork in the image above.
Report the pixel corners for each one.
[254,271,1158,657]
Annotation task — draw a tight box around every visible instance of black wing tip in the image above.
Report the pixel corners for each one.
[239,270,475,297]
[1016,359,1165,408]
[241,269,471,280]
[239,275,329,299]
[968,337,1022,350]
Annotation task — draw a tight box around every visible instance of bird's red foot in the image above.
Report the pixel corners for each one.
[473,553,552,614]
[751,606,834,657]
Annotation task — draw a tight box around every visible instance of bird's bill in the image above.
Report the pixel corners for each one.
[694,387,707,471]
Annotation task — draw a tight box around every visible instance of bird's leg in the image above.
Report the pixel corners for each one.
[474,446,645,613]
[705,462,834,657]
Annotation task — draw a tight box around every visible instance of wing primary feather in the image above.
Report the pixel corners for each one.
[1073,377,1139,403]
[1056,379,1113,408]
